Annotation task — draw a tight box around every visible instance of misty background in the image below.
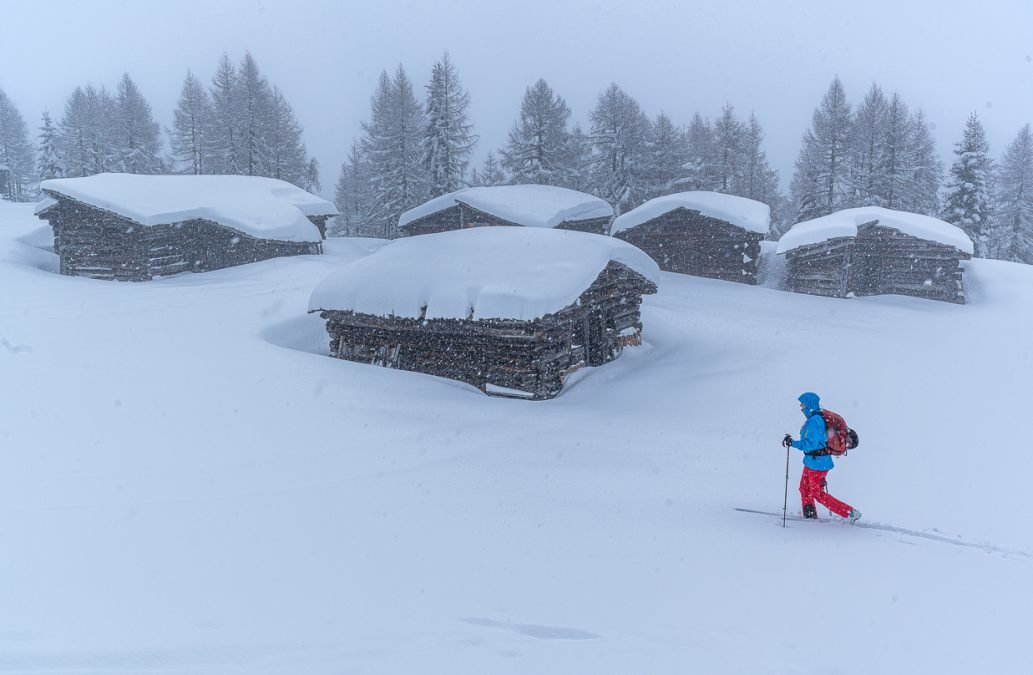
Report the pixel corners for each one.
[4,0,1031,193]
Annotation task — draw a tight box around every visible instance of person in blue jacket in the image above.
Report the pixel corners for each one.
[783,392,861,522]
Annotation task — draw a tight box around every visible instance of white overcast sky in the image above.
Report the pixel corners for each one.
[3,0,1032,196]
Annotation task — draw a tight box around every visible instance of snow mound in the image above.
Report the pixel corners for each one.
[398,185,614,230]
[776,206,974,255]
[39,173,337,243]
[610,191,770,236]
[308,227,659,321]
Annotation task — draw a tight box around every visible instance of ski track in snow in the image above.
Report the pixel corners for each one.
[734,508,1033,559]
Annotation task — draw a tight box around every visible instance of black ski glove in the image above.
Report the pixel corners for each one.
[782,434,793,448]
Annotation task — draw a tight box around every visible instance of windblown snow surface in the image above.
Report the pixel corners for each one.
[1,200,1030,674]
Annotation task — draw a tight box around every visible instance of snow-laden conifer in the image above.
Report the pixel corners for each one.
[423,53,476,197]
[0,88,36,199]
[501,79,571,185]
[942,112,994,256]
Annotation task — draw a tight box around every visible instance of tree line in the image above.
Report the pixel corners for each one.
[1,52,318,199]
[1,57,1031,263]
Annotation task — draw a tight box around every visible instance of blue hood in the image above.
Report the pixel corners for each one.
[799,392,821,416]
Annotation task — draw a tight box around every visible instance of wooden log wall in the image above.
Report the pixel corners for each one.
[320,261,656,399]
[41,194,321,281]
[614,209,763,284]
[784,225,968,303]
[783,238,853,298]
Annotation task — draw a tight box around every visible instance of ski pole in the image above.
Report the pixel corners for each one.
[782,441,790,528]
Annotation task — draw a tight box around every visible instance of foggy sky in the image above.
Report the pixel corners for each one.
[3,0,1032,197]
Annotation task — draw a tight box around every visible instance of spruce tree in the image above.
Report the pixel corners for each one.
[849,83,888,207]
[588,83,649,214]
[0,88,36,199]
[423,52,477,197]
[642,111,688,200]
[942,112,994,256]
[563,124,593,193]
[905,110,942,216]
[171,70,213,175]
[790,77,853,222]
[361,66,427,237]
[470,151,506,187]
[37,110,63,181]
[333,140,373,236]
[877,92,909,209]
[209,54,240,174]
[237,52,274,177]
[113,73,163,174]
[712,104,744,194]
[991,124,1033,262]
[57,85,117,177]
[684,113,715,191]
[501,79,571,185]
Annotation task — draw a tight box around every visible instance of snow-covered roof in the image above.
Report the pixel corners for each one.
[40,173,337,243]
[309,227,659,321]
[398,185,614,230]
[33,196,58,215]
[610,191,771,236]
[776,207,974,255]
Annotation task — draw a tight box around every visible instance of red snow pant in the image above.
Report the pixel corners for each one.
[800,467,853,518]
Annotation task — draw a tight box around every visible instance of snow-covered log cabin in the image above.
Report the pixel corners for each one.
[398,185,614,237]
[777,207,974,303]
[309,228,660,400]
[35,173,337,281]
[610,192,770,284]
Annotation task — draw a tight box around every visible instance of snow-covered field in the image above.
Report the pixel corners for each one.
[1,200,1030,674]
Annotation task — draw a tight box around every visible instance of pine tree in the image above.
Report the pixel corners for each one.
[237,52,274,177]
[0,88,36,199]
[991,124,1033,262]
[683,113,715,191]
[712,104,745,194]
[790,77,853,222]
[333,140,372,236]
[361,66,427,237]
[501,79,571,185]
[37,110,63,181]
[423,52,477,197]
[739,113,785,234]
[849,83,888,207]
[877,92,909,209]
[563,124,593,193]
[266,86,314,188]
[209,54,240,174]
[589,83,649,214]
[113,73,163,174]
[942,112,994,256]
[57,85,117,177]
[904,110,942,216]
[171,70,213,174]
[470,151,506,187]
[642,111,688,200]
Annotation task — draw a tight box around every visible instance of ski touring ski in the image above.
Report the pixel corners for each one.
[734,508,1032,558]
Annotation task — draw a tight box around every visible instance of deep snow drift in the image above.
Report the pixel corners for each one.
[0,200,1030,674]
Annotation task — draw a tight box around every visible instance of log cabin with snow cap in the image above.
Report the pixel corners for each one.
[308,227,660,400]
[776,206,974,304]
[397,184,615,236]
[609,191,770,284]
[35,173,337,281]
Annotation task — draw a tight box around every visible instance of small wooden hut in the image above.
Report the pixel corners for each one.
[777,207,974,303]
[308,227,660,400]
[398,185,614,237]
[610,192,770,284]
[36,173,336,281]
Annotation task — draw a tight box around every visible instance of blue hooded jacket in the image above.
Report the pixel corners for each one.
[793,392,834,471]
